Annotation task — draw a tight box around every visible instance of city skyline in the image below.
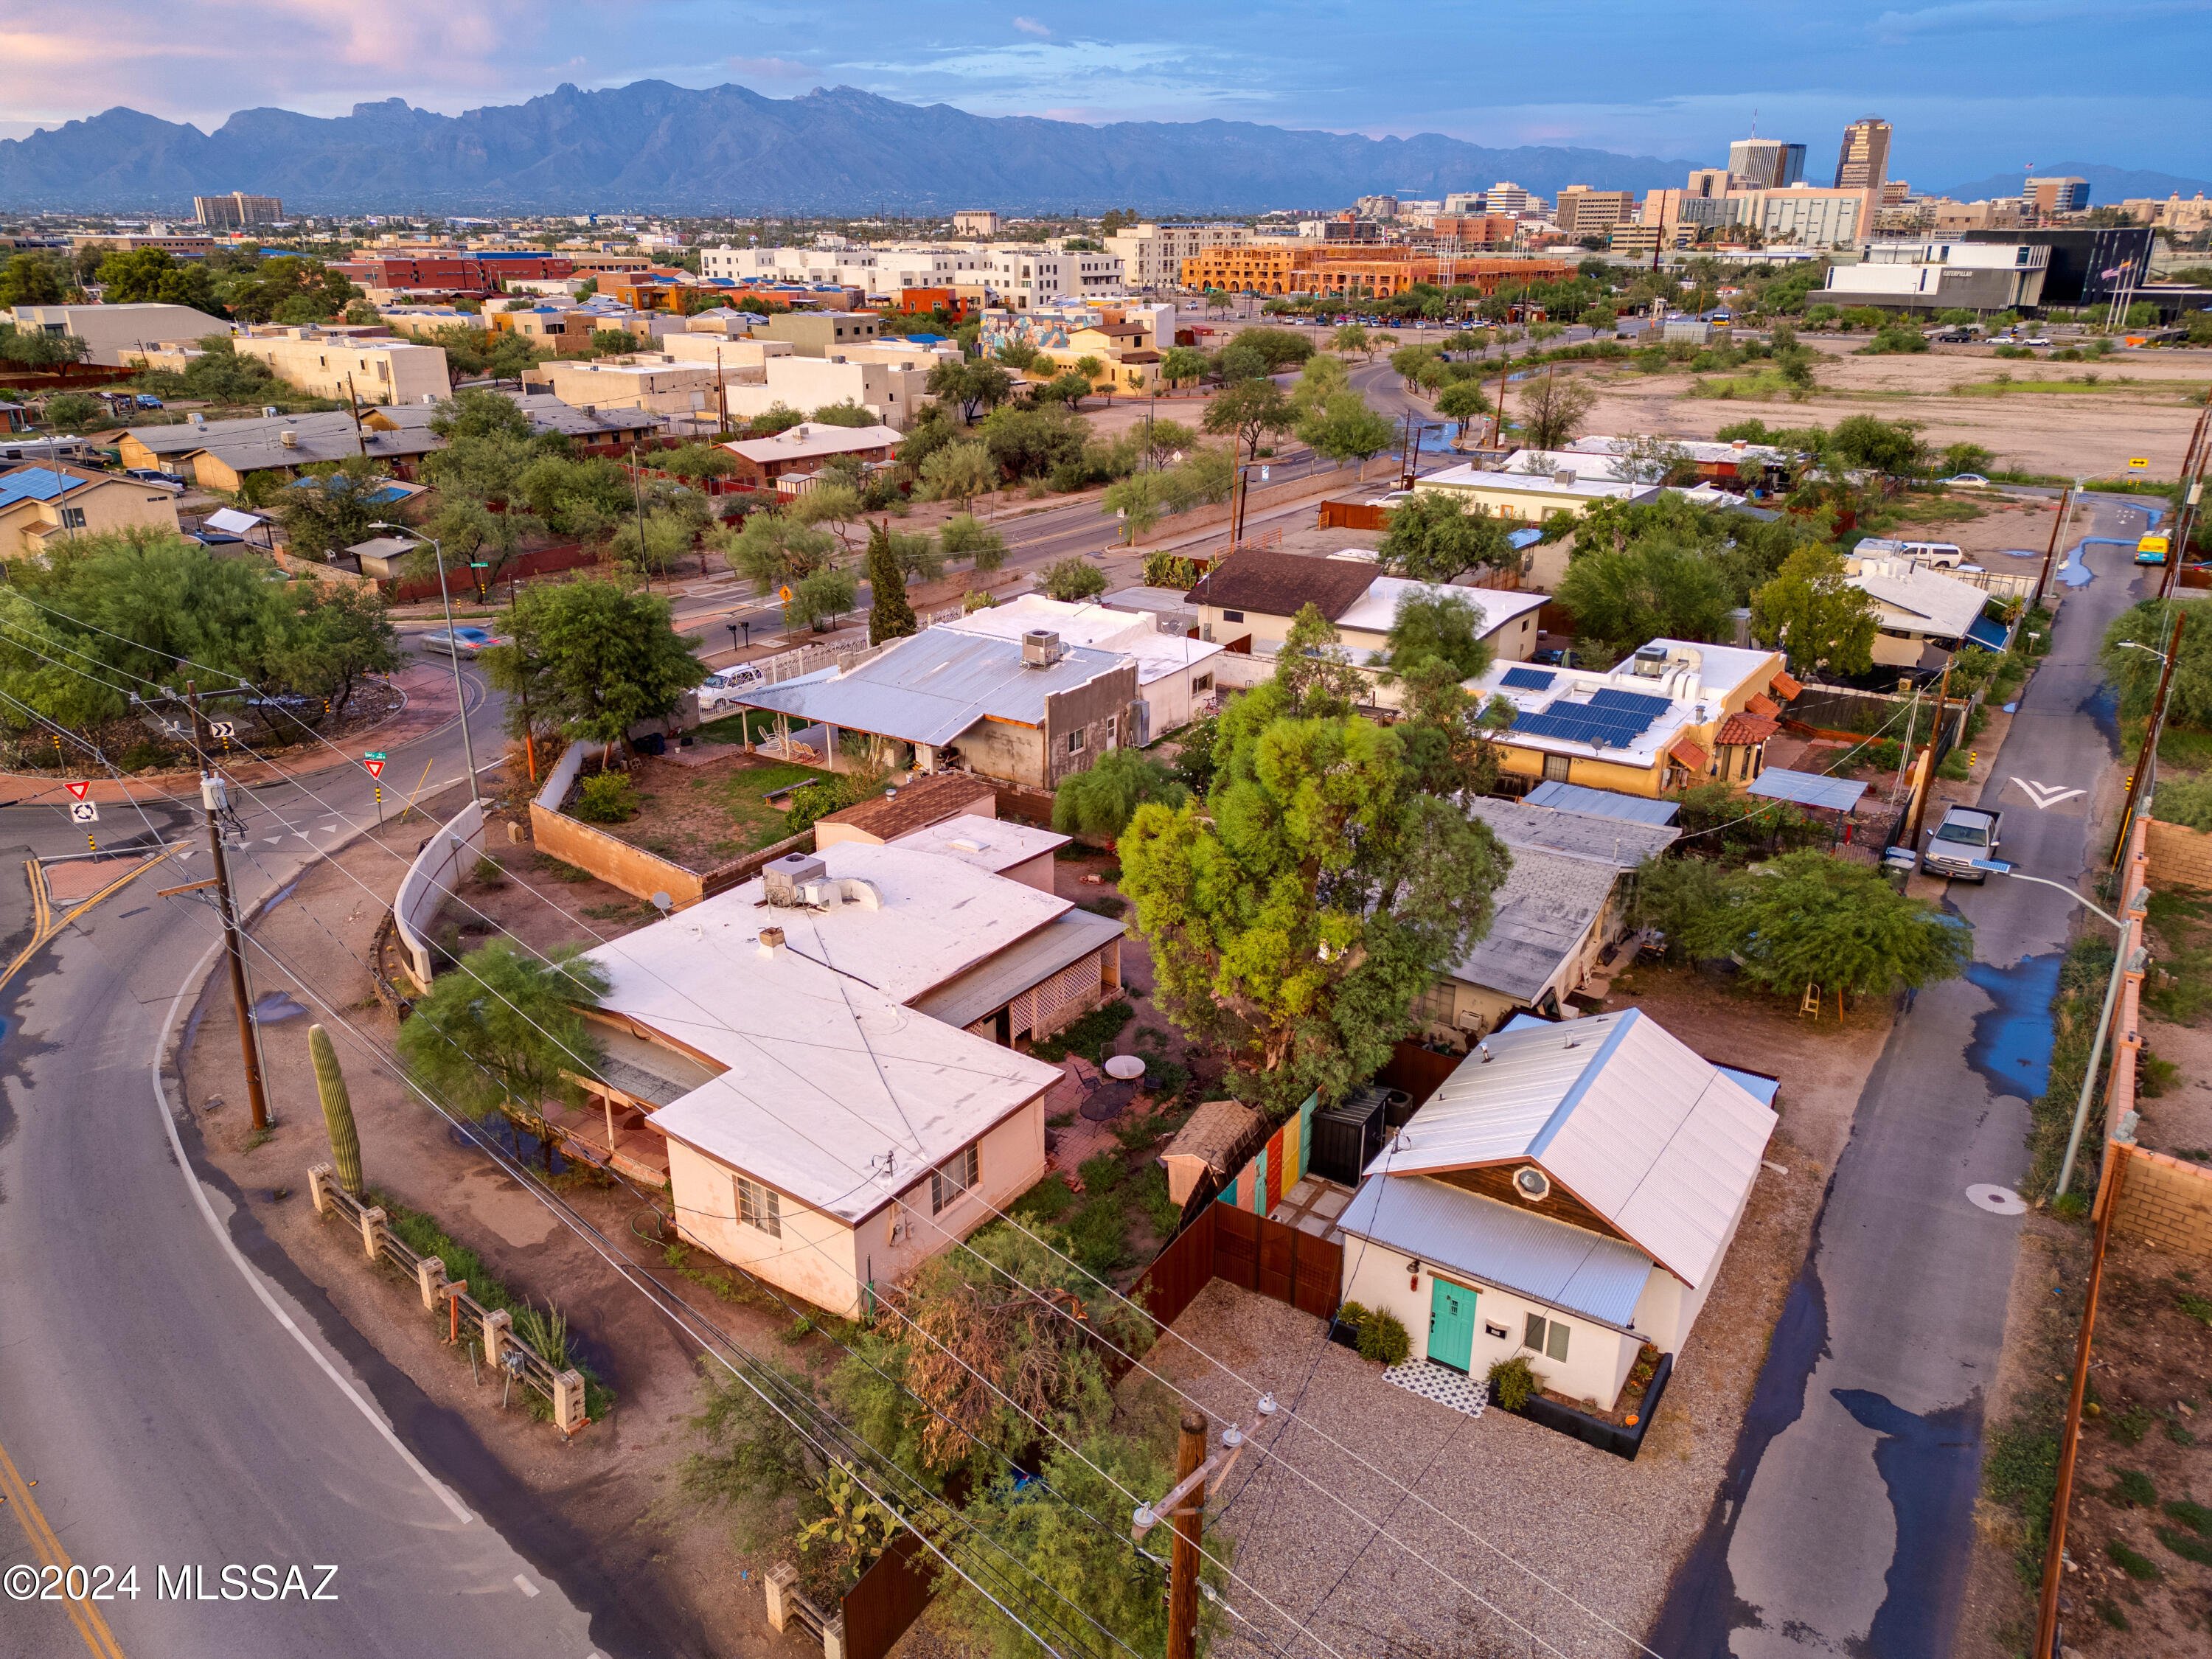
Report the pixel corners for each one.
[1,0,2206,185]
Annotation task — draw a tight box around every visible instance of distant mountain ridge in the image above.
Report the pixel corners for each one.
[0,80,1701,213]
[1933,162,2212,204]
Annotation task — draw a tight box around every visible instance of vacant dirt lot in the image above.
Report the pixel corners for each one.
[1571,339,2212,479]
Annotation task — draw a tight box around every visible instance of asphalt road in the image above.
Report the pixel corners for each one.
[1651,497,2152,1658]
[0,648,650,1659]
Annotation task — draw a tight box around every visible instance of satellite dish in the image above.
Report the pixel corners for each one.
[650,891,673,915]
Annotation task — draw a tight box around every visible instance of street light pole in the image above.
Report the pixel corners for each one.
[2110,621,2185,869]
[374,523,480,807]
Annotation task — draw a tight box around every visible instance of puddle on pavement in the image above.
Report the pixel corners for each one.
[448,1116,568,1175]
[251,992,310,1023]
[1832,1388,1986,1659]
[1963,951,2062,1100]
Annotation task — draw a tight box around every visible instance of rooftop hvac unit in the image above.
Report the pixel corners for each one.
[1630,644,1670,678]
[1552,468,1576,485]
[1021,630,1065,667]
[762,852,827,906]
[279,430,299,448]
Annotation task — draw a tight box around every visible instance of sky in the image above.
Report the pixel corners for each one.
[1,0,2208,189]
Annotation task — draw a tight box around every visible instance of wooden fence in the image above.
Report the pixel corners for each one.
[1117,1201,1345,1368]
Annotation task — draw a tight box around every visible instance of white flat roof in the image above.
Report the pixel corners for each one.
[1419,464,1658,503]
[1333,574,1549,640]
[941,594,1222,684]
[890,813,1069,875]
[1470,639,1781,765]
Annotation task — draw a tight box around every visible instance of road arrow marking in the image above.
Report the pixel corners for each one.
[2007,777,2085,810]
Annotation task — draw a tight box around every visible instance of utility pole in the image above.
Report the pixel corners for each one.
[2033,484,2077,612]
[190,681,271,1135]
[1907,661,1953,851]
[1166,1410,1206,1659]
[2110,612,2185,869]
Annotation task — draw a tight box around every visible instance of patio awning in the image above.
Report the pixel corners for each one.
[1747,768,1868,812]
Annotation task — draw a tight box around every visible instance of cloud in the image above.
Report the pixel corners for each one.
[1012,15,1051,35]
[1870,0,2207,39]
[728,55,814,80]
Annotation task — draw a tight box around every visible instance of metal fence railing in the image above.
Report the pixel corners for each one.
[307,1165,590,1435]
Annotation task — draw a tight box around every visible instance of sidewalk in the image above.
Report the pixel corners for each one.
[0,659,463,806]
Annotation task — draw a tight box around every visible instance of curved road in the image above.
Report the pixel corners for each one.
[0,647,644,1658]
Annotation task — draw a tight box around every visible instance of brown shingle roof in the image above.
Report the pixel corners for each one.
[815,771,996,841]
[1186,549,1377,622]
[1159,1099,1266,1177]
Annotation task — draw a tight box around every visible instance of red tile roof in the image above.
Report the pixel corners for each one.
[1669,736,1711,772]
[1747,693,1781,718]
[1717,714,1781,746]
[1770,670,1804,700]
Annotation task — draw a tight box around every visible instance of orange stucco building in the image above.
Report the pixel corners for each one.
[1179,246,1571,298]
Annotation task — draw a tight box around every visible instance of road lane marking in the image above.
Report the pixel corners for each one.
[1,852,174,997]
[515,1573,540,1597]
[149,935,476,1526]
[2007,777,2085,809]
[0,1435,127,1658]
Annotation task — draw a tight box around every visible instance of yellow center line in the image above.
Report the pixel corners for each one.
[0,850,177,999]
[0,1435,126,1659]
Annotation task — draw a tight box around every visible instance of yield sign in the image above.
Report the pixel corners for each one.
[65,781,90,800]
[364,758,386,779]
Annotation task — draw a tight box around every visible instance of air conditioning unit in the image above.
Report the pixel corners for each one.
[762,852,827,906]
[1021,630,1065,667]
[1631,644,1669,678]
[279,430,299,448]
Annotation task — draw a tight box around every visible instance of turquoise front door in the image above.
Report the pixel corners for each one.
[1427,1279,1476,1373]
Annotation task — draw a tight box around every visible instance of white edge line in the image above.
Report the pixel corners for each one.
[150,931,476,1526]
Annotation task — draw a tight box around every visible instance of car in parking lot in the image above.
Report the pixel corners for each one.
[420,625,510,657]
[133,394,164,409]
[1939,473,1992,487]
[1935,330,1976,343]
[124,467,187,488]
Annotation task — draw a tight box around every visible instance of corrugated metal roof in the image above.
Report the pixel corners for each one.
[1467,796,1679,866]
[1748,768,1867,812]
[908,908,1129,1029]
[1336,1172,1653,1329]
[1523,781,1681,826]
[1382,1009,1775,1288]
[731,628,1129,748]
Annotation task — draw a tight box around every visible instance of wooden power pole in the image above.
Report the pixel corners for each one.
[2032,486,2071,613]
[189,681,271,1134]
[1166,1410,1207,1659]
[1907,661,1953,852]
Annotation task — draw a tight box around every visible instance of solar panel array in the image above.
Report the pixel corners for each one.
[1500,665,1557,692]
[1510,685,1677,751]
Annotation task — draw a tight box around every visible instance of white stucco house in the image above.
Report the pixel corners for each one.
[1338,1008,1777,1410]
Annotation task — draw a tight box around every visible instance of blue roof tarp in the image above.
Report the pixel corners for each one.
[1966,614,2011,651]
[1747,768,1867,813]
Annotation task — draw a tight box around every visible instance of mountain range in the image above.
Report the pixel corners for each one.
[0,80,1702,214]
[1933,162,2212,204]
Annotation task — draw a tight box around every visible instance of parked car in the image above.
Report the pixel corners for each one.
[1530,648,1582,669]
[2135,533,2171,566]
[1939,473,1992,487]
[420,625,510,657]
[2024,335,2053,347]
[133,394,164,409]
[124,467,187,488]
[698,667,765,711]
[1935,331,1975,343]
[1921,804,2002,882]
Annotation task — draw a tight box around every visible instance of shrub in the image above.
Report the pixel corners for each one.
[1012,1175,1076,1223]
[2154,775,2212,832]
[1355,1308,1411,1367]
[1077,1151,1126,1193]
[1486,1353,1539,1411]
[573,772,637,823]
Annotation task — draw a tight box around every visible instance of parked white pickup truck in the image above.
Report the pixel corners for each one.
[1921,804,2001,881]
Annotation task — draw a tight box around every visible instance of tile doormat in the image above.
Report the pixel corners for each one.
[1382,1358,1489,1419]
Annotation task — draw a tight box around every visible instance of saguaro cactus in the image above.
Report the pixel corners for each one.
[310,1023,364,1197]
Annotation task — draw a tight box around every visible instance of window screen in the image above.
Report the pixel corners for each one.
[931,1145,981,1214]
[1067,729,1085,754]
[736,1175,782,1237]
[1523,1312,1546,1352]
[1546,1320,1570,1363]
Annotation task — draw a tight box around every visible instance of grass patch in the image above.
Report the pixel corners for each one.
[692,709,782,746]
[2023,936,2115,1198]
[2095,1599,2130,1630]
[1983,1405,2063,1582]
[1077,1151,1127,1193]
[717,759,835,853]
[1134,1164,1182,1235]
[2157,1526,2212,1565]
[1028,998,1135,1064]
[2111,1402,2157,1445]
[2176,1290,2212,1329]
[535,854,596,884]
[1952,376,2176,397]
[1686,368,1804,400]
[2166,1497,2212,1535]
[1011,1175,1077,1224]
[2107,1539,2162,1580]
[2143,887,2212,1024]
[1065,1193,1127,1273]
[2110,1468,2158,1506]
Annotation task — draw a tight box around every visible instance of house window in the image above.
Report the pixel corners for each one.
[1523,1313,1571,1362]
[1220,609,1245,624]
[1413,981,1456,1025]
[931,1145,980,1214]
[59,506,87,529]
[1068,729,1085,755]
[1192,673,1212,694]
[736,1174,782,1237]
[1542,753,1571,784]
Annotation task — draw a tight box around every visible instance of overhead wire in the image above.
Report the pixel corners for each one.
[10,616,1664,1659]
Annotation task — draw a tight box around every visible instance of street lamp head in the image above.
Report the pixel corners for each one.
[2116,640,2168,663]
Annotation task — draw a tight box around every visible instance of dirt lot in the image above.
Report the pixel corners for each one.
[1098,964,1893,1658]
[1570,338,2212,479]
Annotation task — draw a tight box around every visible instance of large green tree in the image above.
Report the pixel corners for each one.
[1295,390,1397,479]
[1555,538,1736,657]
[1382,588,1496,681]
[1686,852,1969,997]
[1750,547,1879,675]
[1119,687,1509,1112]
[1051,748,1187,840]
[488,578,706,754]
[2101,599,2205,724]
[96,248,223,314]
[1199,377,1293,461]
[1377,490,1514,584]
[864,521,918,646]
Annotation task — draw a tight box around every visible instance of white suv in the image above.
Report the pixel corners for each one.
[699,667,765,712]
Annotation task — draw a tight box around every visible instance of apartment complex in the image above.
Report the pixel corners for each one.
[1178,245,1570,298]
[135,327,452,406]
[192,192,283,229]
[1102,222,1251,290]
[2023,176,2091,214]
[13,301,231,365]
[953,211,1002,237]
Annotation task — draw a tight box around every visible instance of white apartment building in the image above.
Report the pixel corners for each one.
[982,247,1124,308]
[1726,185,1865,246]
[1102,223,1251,291]
[718,352,936,430]
[866,244,996,297]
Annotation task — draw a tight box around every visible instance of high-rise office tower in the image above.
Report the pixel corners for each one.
[1833,117,1892,194]
[1728,139,1806,190]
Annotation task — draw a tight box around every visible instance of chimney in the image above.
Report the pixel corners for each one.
[757,926,786,959]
